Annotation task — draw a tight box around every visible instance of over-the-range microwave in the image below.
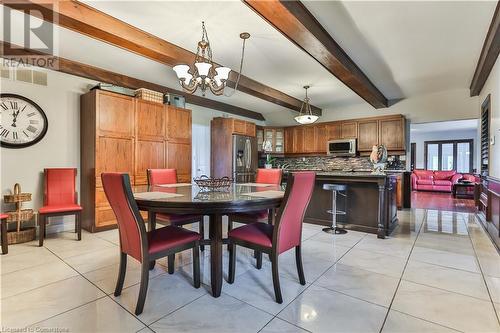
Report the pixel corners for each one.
[327,139,357,157]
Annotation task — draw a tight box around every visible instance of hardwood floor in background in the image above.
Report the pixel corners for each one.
[411,191,476,213]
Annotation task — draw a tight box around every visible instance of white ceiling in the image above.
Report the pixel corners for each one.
[2,1,497,123]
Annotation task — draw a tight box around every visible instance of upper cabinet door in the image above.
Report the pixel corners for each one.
[284,128,294,154]
[245,122,256,137]
[136,100,165,141]
[303,126,316,153]
[315,124,327,153]
[293,127,305,153]
[274,128,284,153]
[232,119,247,135]
[379,117,405,150]
[357,120,379,151]
[166,106,192,144]
[325,123,341,140]
[341,121,357,139]
[97,91,134,137]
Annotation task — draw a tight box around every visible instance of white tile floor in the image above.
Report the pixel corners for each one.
[1,209,499,333]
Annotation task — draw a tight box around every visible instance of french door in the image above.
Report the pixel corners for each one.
[424,139,473,173]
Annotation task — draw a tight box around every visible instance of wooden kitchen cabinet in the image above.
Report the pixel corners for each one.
[326,122,341,140]
[341,121,358,139]
[303,126,316,153]
[293,127,305,153]
[263,127,285,153]
[379,117,405,151]
[357,119,379,151]
[315,124,327,153]
[81,90,193,232]
[246,122,256,137]
[285,127,294,153]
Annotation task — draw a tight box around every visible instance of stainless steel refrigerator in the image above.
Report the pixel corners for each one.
[232,134,257,183]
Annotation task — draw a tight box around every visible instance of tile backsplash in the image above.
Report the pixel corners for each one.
[271,155,406,171]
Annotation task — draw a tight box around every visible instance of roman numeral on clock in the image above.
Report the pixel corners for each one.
[1,129,9,138]
[10,101,18,109]
[27,112,36,117]
[0,103,8,111]
[27,125,37,133]
[12,132,18,140]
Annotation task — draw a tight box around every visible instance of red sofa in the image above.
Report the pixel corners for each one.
[411,170,462,192]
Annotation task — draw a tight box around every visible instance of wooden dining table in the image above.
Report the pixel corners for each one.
[133,183,284,297]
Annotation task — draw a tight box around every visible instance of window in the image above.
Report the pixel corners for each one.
[424,140,473,173]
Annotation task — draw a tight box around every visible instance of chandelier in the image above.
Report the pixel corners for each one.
[294,86,319,125]
[173,22,250,97]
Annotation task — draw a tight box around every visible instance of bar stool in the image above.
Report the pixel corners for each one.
[322,184,348,234]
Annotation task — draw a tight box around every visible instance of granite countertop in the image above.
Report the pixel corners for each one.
[282,170,400,178]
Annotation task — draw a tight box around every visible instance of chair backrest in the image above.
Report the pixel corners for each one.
[256,168,282,185]
[274,172,315,254]
[147,169,177,185]
[101,173,147,262]
[44,168,77,206]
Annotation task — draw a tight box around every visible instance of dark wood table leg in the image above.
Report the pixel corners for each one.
[209,213,223,297]
[148,211,157,270]
[1,218,8,254]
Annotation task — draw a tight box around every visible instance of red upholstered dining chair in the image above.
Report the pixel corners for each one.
[227,172,315,303]
[147,169,205,251]
[1,213,8,254]
[102,173,201,315]
[38,168,82,246]
[227,168,283,232]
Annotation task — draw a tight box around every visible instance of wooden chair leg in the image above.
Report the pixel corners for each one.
[271,253,283,304]
[114,252,127,296]
[39,215,45,247]
[227,217,233,252]
[168,254,175,274]
[192,242,201,288]
[256,251,263,269]
[135,259,150,315]
[228,242,236,284]
[199,220,205,252]
[295,245,306,285]
[76,211,82,241]
[1,218,8,255]
[148,212,156,270]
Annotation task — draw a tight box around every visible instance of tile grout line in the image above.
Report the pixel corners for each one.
[465,214,500,326]
[377,209,426,333]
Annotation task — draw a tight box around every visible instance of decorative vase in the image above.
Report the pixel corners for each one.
[264,164,273,169]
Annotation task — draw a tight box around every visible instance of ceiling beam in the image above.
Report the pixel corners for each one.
[0,41,266,121]
[244,0,389,109]
[470,1,500,96]
[3,0,321,115]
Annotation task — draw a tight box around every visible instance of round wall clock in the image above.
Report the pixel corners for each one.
[0,94,48,148]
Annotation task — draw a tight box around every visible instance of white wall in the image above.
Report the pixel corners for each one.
[410,129,478,170]
[265,88,479,126]
[478,55,500,178]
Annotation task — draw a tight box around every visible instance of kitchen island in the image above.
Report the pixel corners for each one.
[284,171,398,238]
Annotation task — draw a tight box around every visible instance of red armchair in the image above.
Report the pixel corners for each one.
[411,170,462,192]
[38,168,82,246]
[227,172,315,303]
[102,172,201,315]
[147,169,204,251]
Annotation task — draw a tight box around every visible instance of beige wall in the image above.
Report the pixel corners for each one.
[264,88,479,126]
[478,56,500,178]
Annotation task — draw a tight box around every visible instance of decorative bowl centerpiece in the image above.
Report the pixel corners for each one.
[193,175,232,192]
[369,144,388,174]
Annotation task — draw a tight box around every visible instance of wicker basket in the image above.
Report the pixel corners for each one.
[135,88,164,104]
[4,192,31,203]
[6,209,34,222]
[7,227,36,244]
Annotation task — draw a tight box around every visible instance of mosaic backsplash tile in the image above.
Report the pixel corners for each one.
[271,156,406,171]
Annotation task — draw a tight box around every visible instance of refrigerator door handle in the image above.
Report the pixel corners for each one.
[245,138,251,170]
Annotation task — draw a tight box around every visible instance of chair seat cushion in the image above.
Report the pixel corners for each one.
[156,213,202,225]
[434,180,452,186]
[148,225,200,255]
[417,179,434,185]
[231,210,269,222]
[228,223,273,248]
[0,213,8,219]
[39,204,82,214]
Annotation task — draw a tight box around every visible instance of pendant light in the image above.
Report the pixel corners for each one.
[294,86,319,125]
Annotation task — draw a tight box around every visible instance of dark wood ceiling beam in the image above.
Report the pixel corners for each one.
[470,1,500,96]
[3,0,321,115]
[244,0,388,109]
[0,41,265,121]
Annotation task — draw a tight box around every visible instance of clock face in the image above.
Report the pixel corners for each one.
[0,94,48,148]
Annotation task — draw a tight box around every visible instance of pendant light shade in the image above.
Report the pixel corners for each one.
[295,86,319,125]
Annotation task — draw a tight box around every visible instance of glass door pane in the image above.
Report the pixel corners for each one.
[441,143,454,170]
[457,142,471,173]
[427,144,439,170]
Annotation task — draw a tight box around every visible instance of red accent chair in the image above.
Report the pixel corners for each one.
[102,173,201,315]
[1,213,8,254]
[147,169,204,251]
[411,170,462,192]
[38,168,82,246]
[228,168,283,231]
[227,172,315,303]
